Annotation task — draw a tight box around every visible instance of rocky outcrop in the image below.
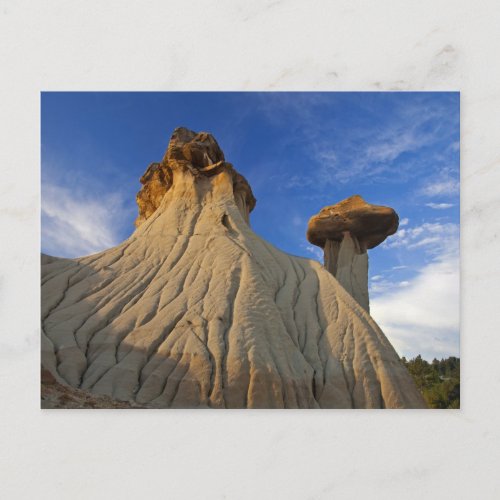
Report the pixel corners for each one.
[135,162,172,228]
[307,195,399,312]
[41,368,145,409]
[307,195,399,250]
[135,128,256,227]
[41,130,424,409]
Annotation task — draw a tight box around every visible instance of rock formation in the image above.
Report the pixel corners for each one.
[41,128,425,409]
[41,368,146,409]
[135,128,256,227]
[307,195,398,312]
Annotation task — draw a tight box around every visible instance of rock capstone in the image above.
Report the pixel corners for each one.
[307,195,399,311]
[135,127,256,227]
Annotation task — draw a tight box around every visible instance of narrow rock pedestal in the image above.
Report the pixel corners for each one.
[307,195,399,312]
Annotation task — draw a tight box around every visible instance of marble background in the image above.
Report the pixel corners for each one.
[1,1,499,498]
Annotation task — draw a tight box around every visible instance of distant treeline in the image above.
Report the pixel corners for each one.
[401,355,460,409]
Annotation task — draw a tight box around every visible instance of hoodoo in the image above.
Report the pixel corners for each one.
[307,195,399,312]
[41,128,425,409]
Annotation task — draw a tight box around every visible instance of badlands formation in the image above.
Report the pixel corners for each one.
[41,128,426,409]
[306,195,399,312]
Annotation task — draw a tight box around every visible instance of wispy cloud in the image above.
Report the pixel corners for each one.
[256,92,330,129]
[304,244,323,260]
[383,221,459,255]
[420,177,459,197]
[426,202,454,209]
[42,182,131,258]
[364,129,426,164]
[262,94,459,192]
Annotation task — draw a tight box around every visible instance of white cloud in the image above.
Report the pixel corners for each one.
[426,202,454,209]
[383,221,459,253]
[369,277,412,294]
[371,253,459,360]
[285,174,312,189]
[42,182,128,258]
[316,149,337,164]
[420,177,459,197]
[400,217,409,226]
[304,245,323,260]
[372,218,459,360]
[364,129,424,163]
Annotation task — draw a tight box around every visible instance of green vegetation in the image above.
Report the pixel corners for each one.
[401,355,460,409]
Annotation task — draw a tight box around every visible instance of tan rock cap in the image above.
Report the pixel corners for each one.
[306,195,399,249]
[135,127,256,227]
[165,127,225,169]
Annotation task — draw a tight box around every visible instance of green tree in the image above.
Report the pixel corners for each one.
[401,355,460,409]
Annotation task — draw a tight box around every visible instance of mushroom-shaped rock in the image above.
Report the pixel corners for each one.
[307,195,399,250]
[135,127,256,227]
[307,195,399,311]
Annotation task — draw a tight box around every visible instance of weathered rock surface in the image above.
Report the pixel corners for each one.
[41,130,425,409]
[135,162,172,228]
[41,368,145,409]
[307,195,399,313]
[135,127,255,227]
[335,232,370,312]
[307,195,399,251]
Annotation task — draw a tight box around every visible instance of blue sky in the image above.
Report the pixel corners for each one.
[41,92,460,360]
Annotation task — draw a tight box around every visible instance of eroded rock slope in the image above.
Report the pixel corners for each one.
[41,128,425,409]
